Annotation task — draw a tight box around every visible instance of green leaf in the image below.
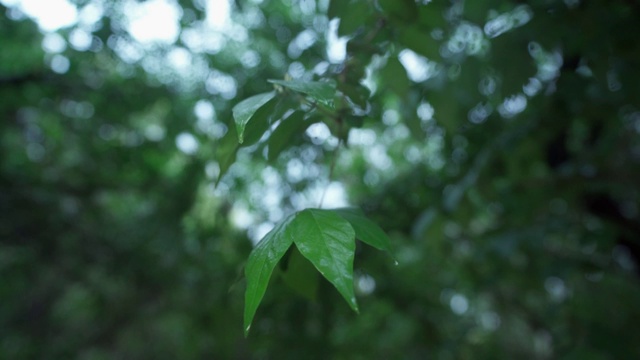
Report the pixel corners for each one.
[333,208,393,254]
[268,79,336,106]
[267,111,309,162]
[378,0,418,22]
[328,0,347,19]
[232,91,275,144]
[215,131,240,186]
[281,246,319,301]
[241,97,281,146]
[492,35,537,95]
[244,213,296,336]
[337,0,372,37]
[380,56,410,97]
[244,208,363,335]
[461,0,492,24]
[428,85,461,133]
[292,209,359,312]
[417,1,448,29]
[397,25,441,60]
[338,83,370,109]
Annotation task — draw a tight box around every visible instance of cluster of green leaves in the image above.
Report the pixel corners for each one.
[222,0,640,354]
[227,0,450,334]
[243,207,392,335]
[4,0,640,358]
[229,61,397,335]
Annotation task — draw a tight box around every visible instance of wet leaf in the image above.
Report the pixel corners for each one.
[268,111,309,162]
[268,79,336,106]
[232,91,275,144]
[241,97,284,146]
[215,131,240,186]
[338,83,370,109]
[281,246,319,300]
[244,208,361,335]
[397,25,441,60]
[292,209,359,313]
[244,213,296,336]
[381,56,410,97]
[333,207,393,255]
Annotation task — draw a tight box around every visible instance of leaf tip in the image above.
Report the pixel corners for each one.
[350,296,360,313]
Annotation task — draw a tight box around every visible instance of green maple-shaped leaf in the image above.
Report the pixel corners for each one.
[244,207,392,336]
[291,209,358,312]
[280,245,319,301]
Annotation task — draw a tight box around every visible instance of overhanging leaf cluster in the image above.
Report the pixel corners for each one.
[244,207,392,336]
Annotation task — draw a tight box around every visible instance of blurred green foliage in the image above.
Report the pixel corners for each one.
[1,0,639,359]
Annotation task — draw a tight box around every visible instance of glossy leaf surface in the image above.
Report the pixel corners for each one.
[334,208,393,255]
[292,209,358,313]
[244,213,295,336]
[268,79,336,106]
[215,131,240,186]
[232,91,275,144]
[267,111,309,162]
[281,246,319,301]
[240,97,281,146]
[244,208,361,336]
